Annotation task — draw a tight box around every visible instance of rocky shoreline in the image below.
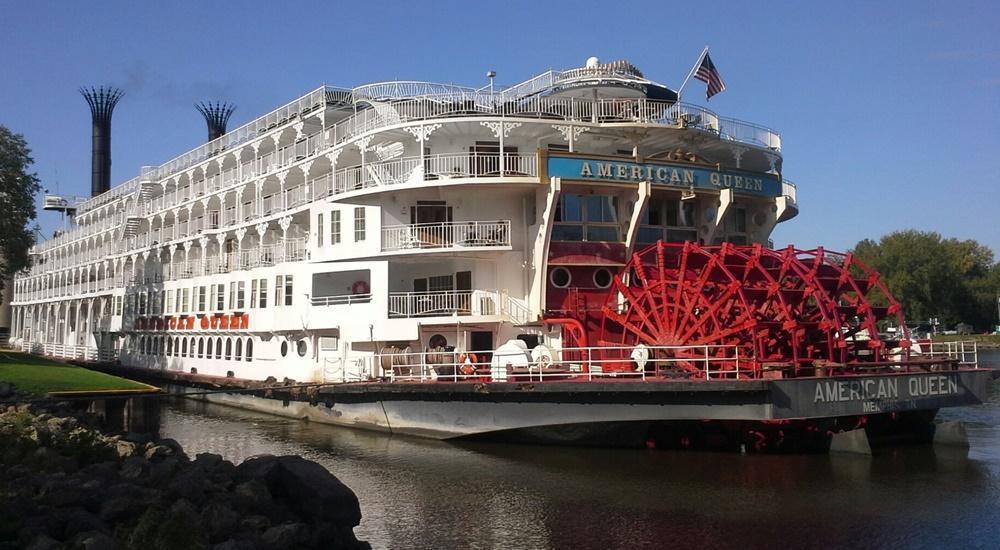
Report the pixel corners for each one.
[0,387,370,550]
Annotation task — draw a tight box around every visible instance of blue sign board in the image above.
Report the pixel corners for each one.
[545,155,781,197]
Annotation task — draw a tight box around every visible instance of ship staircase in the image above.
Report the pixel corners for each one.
[119,170,157,242]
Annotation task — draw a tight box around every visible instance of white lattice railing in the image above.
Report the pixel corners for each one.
[382,220,511,251]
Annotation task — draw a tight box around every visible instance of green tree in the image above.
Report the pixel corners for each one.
[852,230,999,330]
[0,126,41,297]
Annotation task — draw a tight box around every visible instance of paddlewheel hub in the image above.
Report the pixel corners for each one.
[595,242,909,378]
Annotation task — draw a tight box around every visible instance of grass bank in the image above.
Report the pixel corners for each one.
[0,351,153,394]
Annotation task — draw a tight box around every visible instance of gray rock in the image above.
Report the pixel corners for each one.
[114,440,138,459]
[233,479,273,511]
[0,380,13,397]
[234,455,362,527]
[202,500,240,542]
[62,509,108,541]
[239,514,271,533]
[261,522,309,549]
[146,456,182,486]
[144,437,187,461]
[119,456,149,479]
[72,530,117,550]
[25,534,61,550]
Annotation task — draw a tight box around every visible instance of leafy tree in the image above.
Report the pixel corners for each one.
[852,230,999,330]
[0,126,41,297]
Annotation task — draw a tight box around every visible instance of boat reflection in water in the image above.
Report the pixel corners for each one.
[161,360,1000,549]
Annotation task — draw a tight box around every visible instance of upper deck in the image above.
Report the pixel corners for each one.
[33,59,782,256]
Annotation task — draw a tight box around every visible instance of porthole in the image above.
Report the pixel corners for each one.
[593,268,613,289]
[550,267,572,289]
[280,340,289,357]
[297,340,308,357]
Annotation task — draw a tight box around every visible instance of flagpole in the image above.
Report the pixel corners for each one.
[676,46,709,102]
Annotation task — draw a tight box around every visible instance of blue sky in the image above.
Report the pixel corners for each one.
[2,0,998,253]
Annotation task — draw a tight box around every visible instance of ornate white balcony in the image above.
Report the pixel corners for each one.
[382,220,511,252]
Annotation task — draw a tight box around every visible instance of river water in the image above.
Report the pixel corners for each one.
[160,350,1000,549]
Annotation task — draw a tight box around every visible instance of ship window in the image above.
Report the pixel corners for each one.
[198,338,204,358]
[594,268,613,289]
[428,275,453,292]
[216,337,223,359]
[225,338,232,361]
[284,276,293,306]
[550,268,571,288]
[258,279,268,308]
[317,213,324,247]
[235,338,243,361]
[554,194,619,242]
[354,207,366,242]
[189,337,195,358]
[251,280,258,309]
[245,338,253,362]
[229,282,236,310]
[275,276,283,306]
[297,340,307,357]
[639,197,699,245]
[215,284,225,311]
[330,210,341,244]
[281,340,289,357]
[237,281,246,310]
[167,337,173,356]
[722,207,748,245]
[198,286,207,312]
[182,338,188,356]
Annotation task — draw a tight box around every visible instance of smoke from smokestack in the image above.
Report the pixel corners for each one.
[196,101,236,142]
[80,86,124,197]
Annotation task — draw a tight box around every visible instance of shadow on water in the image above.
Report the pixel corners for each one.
[159,350,1000,549]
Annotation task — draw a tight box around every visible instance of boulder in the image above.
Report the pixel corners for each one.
[119,456,150,480]
[234,455,361,528]
[0,381,14,398]
[261,522,310,549]
[25,534,61,550]
[202,500,240,542]
[71,529,117,550]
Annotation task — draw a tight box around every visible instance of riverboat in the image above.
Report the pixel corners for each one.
[9,57,990,451]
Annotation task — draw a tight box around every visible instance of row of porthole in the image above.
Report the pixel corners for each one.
[280,339,308,358]
[549,267,614,289]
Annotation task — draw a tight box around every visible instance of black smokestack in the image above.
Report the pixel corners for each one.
[196,101,236,142]
[80,86,124,197]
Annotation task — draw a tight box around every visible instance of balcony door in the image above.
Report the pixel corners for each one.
[411,201,453,246]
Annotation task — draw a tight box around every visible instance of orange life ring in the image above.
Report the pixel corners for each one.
[351,280,370,295]
[200,317,209,330]
[239,315,249,329]
[458,352,478,375]
[186,317,194,330]
[168,318,176,330]
[220,315,230,329]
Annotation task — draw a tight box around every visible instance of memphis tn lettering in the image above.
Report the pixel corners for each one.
[556,157,772,194]
[813,375,959,404]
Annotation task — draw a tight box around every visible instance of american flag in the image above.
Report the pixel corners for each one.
[693,52,726,100]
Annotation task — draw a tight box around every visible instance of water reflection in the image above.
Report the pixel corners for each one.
[160,350,1000,549]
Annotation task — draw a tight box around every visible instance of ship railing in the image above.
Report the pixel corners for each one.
[921,340,978,367]
[311,293,373,307]
[387,289,526,321]
[371,344,748,383]
[382,220,511,252]
[332,152,538,196]
[782,180,797,205]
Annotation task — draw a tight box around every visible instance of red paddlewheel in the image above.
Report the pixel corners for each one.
[597,242,909,379]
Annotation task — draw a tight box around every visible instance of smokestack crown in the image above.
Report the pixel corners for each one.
[196,101,236,142]
[80,86,124,197]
